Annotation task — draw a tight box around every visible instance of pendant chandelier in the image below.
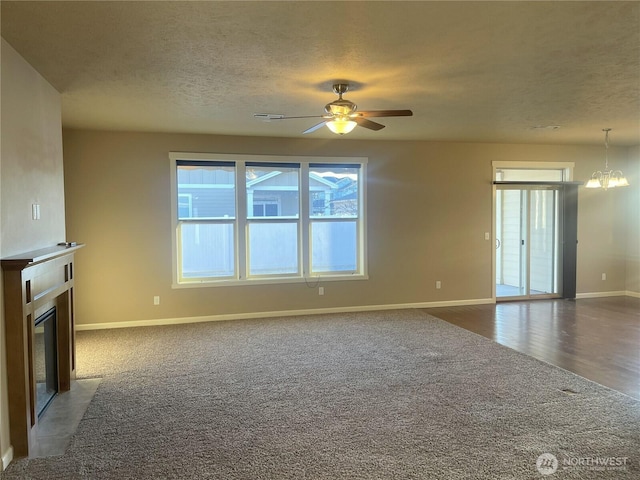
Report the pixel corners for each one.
[585,128,629,190]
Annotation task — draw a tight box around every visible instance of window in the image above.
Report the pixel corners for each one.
[309,164,360,274]
[170,153,367,286]
[492,161,574,183]
[176,161,236,279]
[252,202,279,217]
[246,163,300,277]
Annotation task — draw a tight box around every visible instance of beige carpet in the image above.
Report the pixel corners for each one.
[3,310,639,479]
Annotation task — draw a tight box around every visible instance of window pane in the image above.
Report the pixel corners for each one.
[310,165,359,218]
[496,169,564,181]
[248,222,298,275]
[180,223,234,278]
[247,165,299,218]
[311,221,357,273]
[178,194,192,218]
[177,164,235,219]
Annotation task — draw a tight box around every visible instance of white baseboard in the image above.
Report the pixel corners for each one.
[575,291,629,299]
[76,297,496,331]
[626,290,640,298]
[2,447,13,471]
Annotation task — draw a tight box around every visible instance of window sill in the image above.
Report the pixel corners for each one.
[172,274,368,289]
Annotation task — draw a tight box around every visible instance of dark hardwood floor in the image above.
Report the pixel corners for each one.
[424,296,640,400]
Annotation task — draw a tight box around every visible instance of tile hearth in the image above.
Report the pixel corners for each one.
[30,379,101,458]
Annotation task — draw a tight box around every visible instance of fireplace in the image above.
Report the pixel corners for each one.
[2,244,83,457]
[34,307,58,417]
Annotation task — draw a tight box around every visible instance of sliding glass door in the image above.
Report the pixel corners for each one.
[495,186,560,300]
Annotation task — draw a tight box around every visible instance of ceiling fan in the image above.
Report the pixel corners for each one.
[255,83,413,135]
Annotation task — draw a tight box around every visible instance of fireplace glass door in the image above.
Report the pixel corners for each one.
[34,307,58,417]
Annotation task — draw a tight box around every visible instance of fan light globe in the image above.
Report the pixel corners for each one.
[326,117,357,135]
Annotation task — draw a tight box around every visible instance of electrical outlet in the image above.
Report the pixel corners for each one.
[318,287,324,296]
[153,296,160,305]
[601,273,606,281]
[436,281,441,289]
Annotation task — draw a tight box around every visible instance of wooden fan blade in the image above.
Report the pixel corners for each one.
[354,110,413,118]
[303,121,328,134]
[354,117,385,131]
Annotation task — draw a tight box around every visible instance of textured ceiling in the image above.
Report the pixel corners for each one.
[2,1,639,145]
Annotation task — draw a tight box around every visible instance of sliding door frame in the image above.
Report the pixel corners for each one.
[495,184,561,301]
[491,162,580,302]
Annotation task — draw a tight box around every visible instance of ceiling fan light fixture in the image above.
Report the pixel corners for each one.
[266,83,412,135]
[326,117,357,135]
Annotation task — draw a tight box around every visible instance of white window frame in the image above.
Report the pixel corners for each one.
[492,161,574,182]
[170,152,368,288]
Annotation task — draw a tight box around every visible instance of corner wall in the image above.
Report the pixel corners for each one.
[0,38,65,467]
[626,145,640,295]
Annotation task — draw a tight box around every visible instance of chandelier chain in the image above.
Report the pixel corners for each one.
[603,128,611,171]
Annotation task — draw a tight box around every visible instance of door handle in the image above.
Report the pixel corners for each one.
[496,239,501,249]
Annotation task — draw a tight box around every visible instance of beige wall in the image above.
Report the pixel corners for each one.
[0,39,65,466]
[1,40,66,255]
[626,146,640,294]
[576,144,632,295]
[62,129,634,327]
